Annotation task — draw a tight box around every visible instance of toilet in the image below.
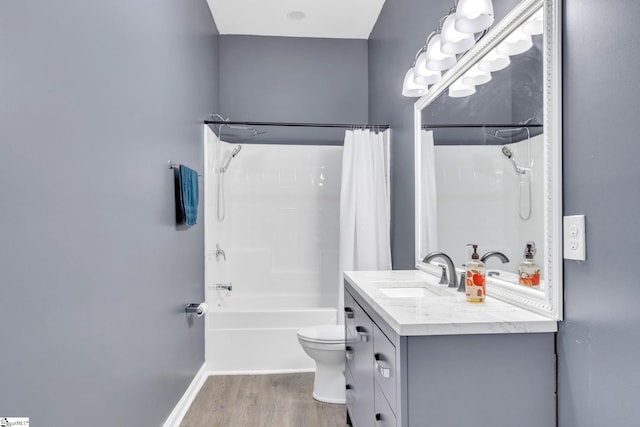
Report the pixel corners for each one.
[297,324,346,404]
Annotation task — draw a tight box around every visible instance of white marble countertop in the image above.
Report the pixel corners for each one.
[344,270,558,336]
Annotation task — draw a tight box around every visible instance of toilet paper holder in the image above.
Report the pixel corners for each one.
[185,302,208,316]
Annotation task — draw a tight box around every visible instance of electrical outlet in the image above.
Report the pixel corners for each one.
[569,239,579,251]
[564,215,586,261]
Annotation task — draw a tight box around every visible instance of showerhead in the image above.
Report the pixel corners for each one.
[501,146,525,175]
[221,145,242,172]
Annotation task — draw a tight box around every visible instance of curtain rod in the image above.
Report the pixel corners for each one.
[422,124,543,129]
[204,120,390,130]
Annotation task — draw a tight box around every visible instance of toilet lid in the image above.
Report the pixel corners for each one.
[298,325,344,343]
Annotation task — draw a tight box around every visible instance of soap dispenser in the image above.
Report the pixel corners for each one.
[465,244,486,303]
[518,242,540,288]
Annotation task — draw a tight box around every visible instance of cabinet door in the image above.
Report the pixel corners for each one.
[375,382,397,427]
[373,324,397,415]
[349,299,374,427]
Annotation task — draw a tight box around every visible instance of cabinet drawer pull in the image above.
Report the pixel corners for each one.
[374,355,391,378]
[344,307,354,319]
[356,327,369,342]
[346,384,353,390]
[375,413,383,423]
[345,346,354,360]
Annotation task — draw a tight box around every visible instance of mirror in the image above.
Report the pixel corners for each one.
[414,0,562,319]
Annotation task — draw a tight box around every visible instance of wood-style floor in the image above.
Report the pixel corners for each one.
[180,373,347,427]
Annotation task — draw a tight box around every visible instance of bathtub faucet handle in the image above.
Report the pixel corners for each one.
[215,283,232,292]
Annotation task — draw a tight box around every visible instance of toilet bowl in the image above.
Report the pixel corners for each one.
[297,324,346,404]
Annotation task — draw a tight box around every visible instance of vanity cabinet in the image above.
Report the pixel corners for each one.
[344,281,556,427]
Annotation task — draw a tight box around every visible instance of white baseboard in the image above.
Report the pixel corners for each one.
[163,362,209,427]
[208,368,314,376]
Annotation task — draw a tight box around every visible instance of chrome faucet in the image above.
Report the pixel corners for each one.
[422,252,458,289]
[480,251,510,264]
[215,244,226,262]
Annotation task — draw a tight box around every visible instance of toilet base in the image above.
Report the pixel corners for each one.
[313,392,346,405]
[311,364,346,404]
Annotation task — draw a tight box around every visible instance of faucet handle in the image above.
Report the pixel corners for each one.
[458,264,466,293]
[436,263,448,285]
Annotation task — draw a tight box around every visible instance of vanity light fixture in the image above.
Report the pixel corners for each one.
[425,34,457,71]
[522,8,544,35]
[402,1,484,97]
[414,47,442,86]
[402,67,428,97]
[496,26,533,56]
[400,0,497,98]
[454,0,494,33]
[478,48,511,72]
[448,78,476,97]
[441,12,476,54]
[461,63,492,86]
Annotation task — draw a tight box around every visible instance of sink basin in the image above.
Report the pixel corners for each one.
[379,287,429,298]
[376,280,455,298]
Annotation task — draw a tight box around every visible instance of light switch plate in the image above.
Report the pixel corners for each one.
[563,215,586,261]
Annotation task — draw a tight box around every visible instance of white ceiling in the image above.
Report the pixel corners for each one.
[207,0,386,39]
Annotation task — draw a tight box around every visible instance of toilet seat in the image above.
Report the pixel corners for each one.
[297,325,344,344]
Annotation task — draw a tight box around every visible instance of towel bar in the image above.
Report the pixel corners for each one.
[168,161,201,176]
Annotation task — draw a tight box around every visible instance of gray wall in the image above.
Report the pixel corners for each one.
[370,0,640,425]
[0,1,218,426]
[218,35,368,145]
[558,1,640,425]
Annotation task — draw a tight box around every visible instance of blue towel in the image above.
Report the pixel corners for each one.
[173,169,186,225]
[179,165,199,226]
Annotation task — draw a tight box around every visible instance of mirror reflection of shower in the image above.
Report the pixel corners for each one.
[496,125,533,221]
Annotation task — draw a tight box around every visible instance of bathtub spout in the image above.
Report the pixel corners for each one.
[215,244,226,262]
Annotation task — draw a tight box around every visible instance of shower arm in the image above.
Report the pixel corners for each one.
[209,113,263,138]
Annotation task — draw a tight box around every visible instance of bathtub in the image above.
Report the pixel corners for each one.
[205,294,338,373]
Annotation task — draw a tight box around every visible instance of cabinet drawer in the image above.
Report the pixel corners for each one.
[345,291,356,338]
[347,301,373,376]
[375,381,397,427]
[353,301,373,344]
[373,324,397,414]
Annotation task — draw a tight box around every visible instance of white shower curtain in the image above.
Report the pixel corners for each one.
[338,129,392,322]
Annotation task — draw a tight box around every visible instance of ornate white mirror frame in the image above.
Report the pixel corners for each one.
[414,0,562,319]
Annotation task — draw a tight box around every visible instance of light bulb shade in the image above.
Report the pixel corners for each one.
[402,67,428,97]
[522,8,544,35]
[441,14,476,54]
[414,51,442,85]
[497,27,533,55]
[461,64,492,86]
[478,48,511,72]
[449,78,476,98]
[455,0,494,33]
[425,34,457,71]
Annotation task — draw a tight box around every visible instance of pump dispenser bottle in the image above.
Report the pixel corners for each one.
[518,242,540,288]
[465,244,486,303]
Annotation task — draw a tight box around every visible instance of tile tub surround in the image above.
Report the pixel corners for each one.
[344,270,557,336]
